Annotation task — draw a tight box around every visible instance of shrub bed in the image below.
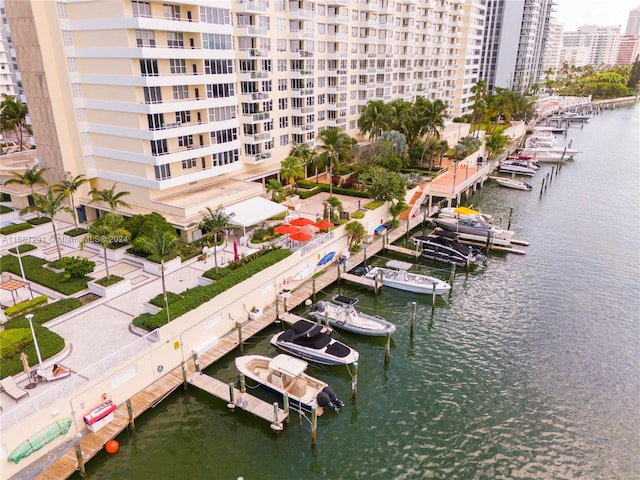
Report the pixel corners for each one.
[0,222,33,235]
[64,227,88,237]
[27,216,51,225]
[1,255,90,294]
[95,275,124,287]
[149,291,183,307]
[8,244,37,254]
[133,248,291,331]
[296,180,372,199]
[0,205,13,214]
[4,295,48,318]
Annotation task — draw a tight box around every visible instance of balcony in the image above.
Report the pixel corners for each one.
[290,30,314,40]
[242,111,271,122]
[293,88,314,96]
[237,0,268,13]
[289,8,314,19]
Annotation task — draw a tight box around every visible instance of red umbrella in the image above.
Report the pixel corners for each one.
[233,240,239,262]
[289,217,315,227]
[314,220,334,229]
[289,232,312,242]
[274,224,299,234]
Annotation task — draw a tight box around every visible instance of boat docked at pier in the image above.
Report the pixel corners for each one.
[498,160,537,176]
[412,232,486,266]
[270,319,359,366]
[235,354,344,414]
[436,206,493,223]
[309,297,396,337]
[362,260,451,295]
[432,214,515,243]
[491,176,532,191]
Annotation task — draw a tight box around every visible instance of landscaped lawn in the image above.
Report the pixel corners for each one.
[1,254,90,295]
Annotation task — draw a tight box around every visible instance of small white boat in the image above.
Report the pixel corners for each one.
[363,260,451,295]
[563,112,591,122]
[519,148,567,162]
[498,160,537,176]
[436,206,493,223]
[235,354,344,414]
[491,176,532,191]
[309,298,396,337]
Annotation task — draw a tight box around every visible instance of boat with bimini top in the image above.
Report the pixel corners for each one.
[363,260,451,295]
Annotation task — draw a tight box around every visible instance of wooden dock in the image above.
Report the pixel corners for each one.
[188,372,287,430]
[385,244,421,258]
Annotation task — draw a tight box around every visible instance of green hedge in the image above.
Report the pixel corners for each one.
[0,204,13,214]
[8,244,37,254]
[8,298,82,326]
[64,227,88,237]
[149,291,183,307]
[296,180,372,199]
[0,328,33,359]
[4,295,48,318]
[1,255,90,295]
[27,216,51,225]
[0,222,33,235]
[96,275,124,287]
[133,248,291,331]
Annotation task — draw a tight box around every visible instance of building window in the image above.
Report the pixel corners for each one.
[151,139,168,155]
[182,158,197,169]
[211,128,238,144]
[280,134,289,146]
[278,98,288,110]
[202,33,232,50]
[200,7,230,24]
[140,59,159,76]
[136,30,155,47]
[143,86,162,104]
[208,105,237,122]
[163,4,180,20]
[167,32,184,48]
[173,85,189,100]
[154,164,171,180]
[170,59,186,74]
[176,110,191,124]
[57,2,68,18]
[204,59,233,74]
[278,79,287,91]
[148,113,165,130]
[178,135,194,147]
[212,149,239,166]
[132,1,151,18]
[206,83,235,98]
[277,39,286,52]
[279,116,288,128]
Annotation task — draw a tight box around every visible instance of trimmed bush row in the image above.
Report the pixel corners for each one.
[133,248,291,331]
[0,205,13,214]
[296,180,372,199]
[4,295,48,318]
[0,222,33,235]
[1,254,90,295]
[27,216,51,225]
[64,228,88,237]
[8,244,37,254]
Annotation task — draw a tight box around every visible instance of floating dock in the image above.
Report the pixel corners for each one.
[188,372,287,431]
[384,244,421,258]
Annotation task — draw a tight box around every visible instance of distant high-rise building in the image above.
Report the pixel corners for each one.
[541,20,563,77]
[479,0,554,93]
[0,0,21,99]
[625,5,640,36]
[617,34,640,64]
[561,25,621,67]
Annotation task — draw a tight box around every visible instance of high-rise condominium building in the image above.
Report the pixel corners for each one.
[561,25,621,68]
[541,20,563,78]
[6,0,537,239]
[625,5,640,36]
[616,34,639,65]
[0,1,21,99]
[479,0,554,93]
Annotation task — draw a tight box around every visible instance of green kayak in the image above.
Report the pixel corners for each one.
[8,417,73,464]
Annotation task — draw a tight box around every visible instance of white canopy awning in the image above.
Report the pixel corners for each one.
[226,197,288,228]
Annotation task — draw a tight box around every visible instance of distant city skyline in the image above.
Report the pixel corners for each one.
[554,0,638,30]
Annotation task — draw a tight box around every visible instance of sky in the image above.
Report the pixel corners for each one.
[553,0,639,30]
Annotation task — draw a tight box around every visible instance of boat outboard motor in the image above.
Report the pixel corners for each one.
[317,386,344,412]
[313,301,326,313]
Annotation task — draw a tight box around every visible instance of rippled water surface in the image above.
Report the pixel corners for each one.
[74,104,640,480]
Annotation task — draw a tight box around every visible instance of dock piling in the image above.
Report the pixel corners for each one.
[449,263,456,287]
[227,382,236,409]
[240,374,246,393]
[384,332,391,365]
[74,444,86,477]
[539,177,546,197]
[283,394,289,423]
[507,207,513,230]
[432,281,437,310]
[181,361,188,390]
[237,322,244,354]
[410,301,417,337]
[193,351,201,373]
[311,406,318,445]
[351,361,358,401]
[126,399,134,431]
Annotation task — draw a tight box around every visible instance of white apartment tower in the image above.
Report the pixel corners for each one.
[5,0,486,236]
[479,0,554,93]
[0,0,21,99]
[561,25,622,68]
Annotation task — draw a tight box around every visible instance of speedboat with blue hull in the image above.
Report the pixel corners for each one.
[270,319,359,366]
[412,233,485,267]
[309,299,396,337]
[235,354,344,414]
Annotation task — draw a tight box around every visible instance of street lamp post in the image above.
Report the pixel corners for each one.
[26,313,44,374]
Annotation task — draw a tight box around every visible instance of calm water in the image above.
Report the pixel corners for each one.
[73,104,640,480]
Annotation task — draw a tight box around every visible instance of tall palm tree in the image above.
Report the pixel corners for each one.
[89,183,131,212]
[266,178,284,202]
[357,100,390,142]
[136,230,181,309]
[316,128,354,197]
[4,165,49,217]
[196,205,237,272]
[82,213,131,281]
[0,94,31,151]
[288,142,314,179]
[279,155,305,194]
[420,99,448,140]
[53,172,88,231]
[19,187,73,261]
[484,131,511,160]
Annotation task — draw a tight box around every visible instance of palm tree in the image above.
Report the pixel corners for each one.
[345,221,366,251]
[279,156,305,194]
[420,99,448,140]
[357,100,390,141]
[136,230,181,309]
[316,128,354,197]
[89,183,131,212]
[484,131,511,160]
[0,94,31,151]
[82,213,131,281]
[19,187,72,260]
[4,165,49,217]
[53,172,88,231]
[196,205,237,272]
[266,178,284,202]
[288,143,314,179]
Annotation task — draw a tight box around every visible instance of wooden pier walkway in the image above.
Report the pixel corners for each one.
[385,244,421,259]
[188,372,287,430]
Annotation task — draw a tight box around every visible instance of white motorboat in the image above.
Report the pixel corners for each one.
[498,160,537,176]
[309,298,396,337]
[270,319,359,366]
[436,206,493,223]
[432,215,515,242]
[519,148,567,162]
[412,232,486,266]
[235,354,344,414]
[363,260,451,295]
[563,112,591,122]
[491,176,532,191]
